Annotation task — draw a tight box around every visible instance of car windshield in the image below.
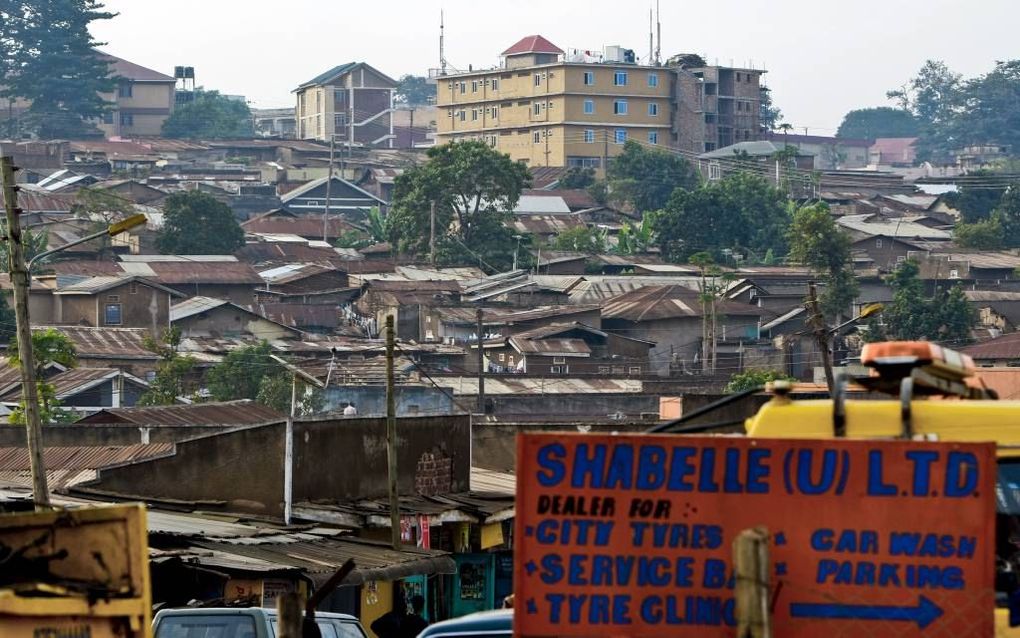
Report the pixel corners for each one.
[157,616,257,638]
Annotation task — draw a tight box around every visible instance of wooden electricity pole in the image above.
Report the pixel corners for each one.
[276,592,302,638]
[1,156,49,509]
[476,308,485,413]
[734,527,771,638]
[385,315,400,550]
[807,282,835,393]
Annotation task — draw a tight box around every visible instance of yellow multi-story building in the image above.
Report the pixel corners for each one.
[435,36,674,169]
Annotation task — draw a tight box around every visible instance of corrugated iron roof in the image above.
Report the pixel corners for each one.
[470,467,515,495]
[602,285,763,322]
[510,336,591,356]
[443,376,642,395]
[437,305,600,326]
[0,443,173,471]
[961,333,1020,361]
[43,326,157,359]
[75,400,284,426]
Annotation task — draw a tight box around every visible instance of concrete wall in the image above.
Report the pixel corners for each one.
[292,415,471,502]
[93,422,287,514]
[321,385,455,417]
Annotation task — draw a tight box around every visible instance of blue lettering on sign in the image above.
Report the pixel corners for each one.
[605,445,634,490]
[572,444,607,488]
[541,554,563,584]
[867,450,897,496]
[698,448,719,493]
[796,449,839,494]
[946,451,979,497]
[723,449,744,493]
[666,447,697,491]
[636,445,665,489]
[906,450,939,496]
[536,443,566,487]
[746,448,770,493]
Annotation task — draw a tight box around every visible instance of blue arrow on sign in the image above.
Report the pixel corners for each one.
[790,595,943,629]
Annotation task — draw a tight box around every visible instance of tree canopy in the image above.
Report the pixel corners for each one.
[156,191,244,254]
[557,166,596,189]
[865,260,975,344]
[653,172,789,263]
[786,202,858,319]
[395,75,435,106]
[161,89,254,139]
[388,140,530,271]
[1,0,117,138]
[836,107,919,139]
[138,327,196,405]
[8,328,78,424]
[607,141,700,214]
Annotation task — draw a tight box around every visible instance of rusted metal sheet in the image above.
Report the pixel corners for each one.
[76,401,283,426]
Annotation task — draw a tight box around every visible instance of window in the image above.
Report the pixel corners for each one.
[471,80,478,92]
[458,110,466,121]
[583,71,595,86]
[533,102,542,116]
[648,103,659,116]
[629,366,641,374]
[508,356,515,366]
[491,106,499,119]
[648,131,658,144]
[553,357,566,365]
[708,163,721,180]
[120,113,134,126]
[550,366,561,374]
[447,109,453,118]
[499,353,505,362]
[584,129,595,143]
[896,255,906,263]
[648,73,659,88]
[875,238,883,248]
[118,82,133,98]
[459,82,466,94]
[104,303,122,326]
[102,111,114,124]
[471,109,478,121]
[598,366,610,374]
[491,78,500,90]
[614,129,627,144]
[583,99,594,115]
[334,113,347,128]
[334,88,345,103]
[614,71,628,86]
[129,282,138,294]
[613,100,628,115]
[534,73,542,87]
[533,131,541,143]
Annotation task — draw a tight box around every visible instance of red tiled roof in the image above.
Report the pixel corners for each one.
[98,52,175,83]
[502,35,563,56]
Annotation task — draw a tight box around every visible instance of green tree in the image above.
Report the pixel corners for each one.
[725,369,793,393]
[614,216,654,255]
[156,191,244,254]
[654,172,790,263]
[8,328,78,424]
[255,371,324,416]
[888,60,964,162]
[388,140,530,271]
[395,75,435,106]
[954,217,1003,249]
[557,166,596,189]
[945,169,1009,223]
[787,202,858,320]
[551,226,606,255]
[0,225,47,268]
[161,89,253,139]
[206,341,282,402]
[759,86,782,132]
[138,327,196,405]
[954,61,1020,159]
[995,184,1020,248]
[1,0,116,138]
[836,107,919,139]
[866,260,976,344]
[607,140,700,213]
[74,186,136,258]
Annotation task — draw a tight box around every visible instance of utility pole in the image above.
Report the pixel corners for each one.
[384,315,400,550]
[276,592,302,638]
[807,282,835,393]
[323,134,335,242]
[429,201,436,267]
[734,527,771,638]
[476,308,485,413]
[409,107,416,150]
[1,156,48,509]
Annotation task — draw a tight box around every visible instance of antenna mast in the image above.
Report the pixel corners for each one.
[440,10,447,75]
[655,0,661,65]
[648,7,653,66]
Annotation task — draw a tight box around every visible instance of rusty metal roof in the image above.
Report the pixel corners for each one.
[437,305,601,326]
[133,260,264,285]
[602,285,764,322]
[74,400,284,426]
[0,368,141,402]
[509,336,591,356]
[961,333,1020,361]
[0,443,174,471]
[242,214,356,239]
[41,326,158,360]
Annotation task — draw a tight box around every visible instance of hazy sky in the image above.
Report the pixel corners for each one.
[91,0,1019,133]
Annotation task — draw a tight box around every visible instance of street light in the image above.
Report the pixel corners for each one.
[12,210,145,508]
[512,235,523,271]
[29,213,146,272]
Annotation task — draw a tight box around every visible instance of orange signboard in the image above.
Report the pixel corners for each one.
[514,433,996,637]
